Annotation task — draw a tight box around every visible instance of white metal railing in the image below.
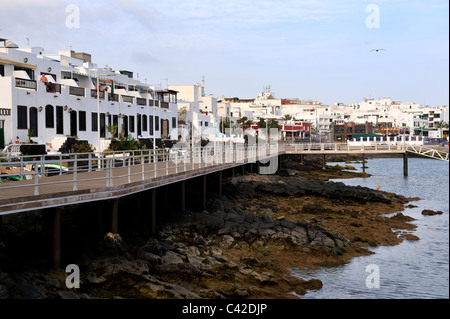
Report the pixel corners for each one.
[3,142,446,195]
[0,143,277,195]
[405,144,449,162]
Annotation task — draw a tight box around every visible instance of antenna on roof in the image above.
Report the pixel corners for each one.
[26,37,30,47]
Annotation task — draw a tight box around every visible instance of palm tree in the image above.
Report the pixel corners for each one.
[435,121,449,138]
[237,116,253,130]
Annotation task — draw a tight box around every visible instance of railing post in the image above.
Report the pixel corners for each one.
[106,159,110,186]
[88,153,92,172]
[34,165,39,195]
[73,155,78,191]
[142,155,145,181]
[59,154,63,175]
[154,150,158,178]
[109,159,113,186]
[166,150,169,175]
[128,158,131,183]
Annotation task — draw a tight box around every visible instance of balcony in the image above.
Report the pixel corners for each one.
[69,86,85,97]
[91,89,105,99]
[108,93,119,102]
[123,96,134,104]
[15,78,37,90]
[45,83,62,94]
[137,98,147,106]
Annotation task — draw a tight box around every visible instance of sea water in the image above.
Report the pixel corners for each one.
[292,157,449,299]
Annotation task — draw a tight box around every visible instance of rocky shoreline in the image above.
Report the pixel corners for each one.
[0,157,422,299]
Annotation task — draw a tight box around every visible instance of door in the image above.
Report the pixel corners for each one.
[29,107,38,137]
[161,119,169,138]
[56,106,64,134]
[70,110,77,137]
[137,114,142,136]
[123,115,128,137]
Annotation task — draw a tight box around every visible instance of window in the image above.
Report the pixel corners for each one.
[79,111,86,131]
[100,113,106,137]
[142,115,148,131]
[91,112,98,131]
[205,122,209,127]
[149,116,154,135]
[0,65,4,77]
[155,116,159,131]
[129,116,135,133]
[172,117,177,129]
[45,105,54,128]
[17,105,27,129]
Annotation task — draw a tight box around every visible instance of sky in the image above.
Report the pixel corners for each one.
[1,0,448,106]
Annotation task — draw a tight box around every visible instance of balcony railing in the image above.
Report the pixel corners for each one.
[108,93,119,102]
[15,78,37,90]
[91,89,105,99]
[137,98,147,106]
[123,96,134,104]
[45,83,62,94]
[69,86,85,97]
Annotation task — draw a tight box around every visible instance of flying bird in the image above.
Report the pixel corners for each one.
[370,49,386,52]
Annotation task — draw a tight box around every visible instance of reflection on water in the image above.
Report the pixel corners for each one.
[293,158,449,299]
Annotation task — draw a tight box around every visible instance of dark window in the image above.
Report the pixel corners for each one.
[142,115,148,131]
[155,116,159,131]
[172,117,177,129]
[29,107,38,137]
[92,112,98,131]
[17,105,27,129]
[149,116,154,135]
[79,111,86,131]
[45,105,54,128]
[56,106,64,134]
[100,113,106,138]
[113,115,118,138]
[129,116,135,133]
[0,65,4,77]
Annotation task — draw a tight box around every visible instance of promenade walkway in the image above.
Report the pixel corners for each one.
[0,142,447,215]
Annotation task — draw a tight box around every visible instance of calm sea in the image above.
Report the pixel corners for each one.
[292,157,449,299]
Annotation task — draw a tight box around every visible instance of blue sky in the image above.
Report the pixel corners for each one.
[1,0,448,106]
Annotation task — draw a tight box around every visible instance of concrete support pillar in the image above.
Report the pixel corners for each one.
[403,152,408,176]
[181,180,186,212]
[242,165,245,176]
[151,189,156,236]
[322,154,326,170]
[111,199,119,234]
[232,167,235,177]
[362,154,366,173]
[202,175,207,210]
[51,208,61,269]
[300,154,304,164]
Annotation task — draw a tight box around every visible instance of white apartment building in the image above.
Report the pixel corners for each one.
[0,38,178,152]
[169,83,220,141]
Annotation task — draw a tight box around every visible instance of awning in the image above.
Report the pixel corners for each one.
[0,57,37,70]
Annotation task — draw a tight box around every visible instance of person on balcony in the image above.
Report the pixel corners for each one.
[40,74,48,83]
